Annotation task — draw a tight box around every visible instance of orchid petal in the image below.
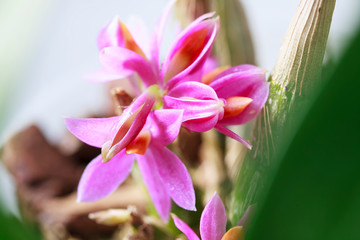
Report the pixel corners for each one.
[100,47,157,86]
[122,87,155,115]
[98,16,124,50]
[149,143,196,211]
[126,16,151,58]
[181,114,219,133]
[137,153,171,222]
[104,91,155,161]
[167,81,218,100]
[200,193,227,240]
[202,66,229,85]
[202,56,218,74]
[163,97,219,120]
[210,65,269,125]
[65,116,120,148]
[210,64,259,81]
[215,124,252,150]
[171,214,201,240]
[163,96,222,132]
[146,109,183,146]
[98,17,146,58]
[77,152,135,202]
[163,13,219,89]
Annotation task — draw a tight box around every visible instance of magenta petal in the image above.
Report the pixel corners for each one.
[215,124,252,149]
[137,153,171,222]
[77,151,135,202]
[210,65,269,125]
[163,13,219,89]
[172,214,201,240]
[163,96,221,132]
[202,56,218,73]
[100,47,157,86]
[149,143,196,211]
[200,193,227,240]
[146,109,183,146]
[210,64,260,82]
[65,116,120,148]
[182,114,219,133]
[124,88,155,114]
[163,97,218,120]
[164,81,223,132]
[98,16,124,50]
[167,81,218,100]
[106,92,155,160]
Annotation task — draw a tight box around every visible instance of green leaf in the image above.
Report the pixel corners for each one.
[0,211,40,240]
[247,24,360,240]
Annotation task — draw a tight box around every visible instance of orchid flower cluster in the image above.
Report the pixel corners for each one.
[65,0,268,231]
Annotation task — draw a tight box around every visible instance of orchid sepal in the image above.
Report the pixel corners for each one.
[209,65,269,126]
[77,151,135,202]
[162,13,220,89]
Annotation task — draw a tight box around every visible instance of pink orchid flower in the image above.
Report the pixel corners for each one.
[92,0,219,92]
[65,87,195,222]
[164,64,269,149]
[172,193,245,240]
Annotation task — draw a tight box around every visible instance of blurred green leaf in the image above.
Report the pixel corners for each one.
[0,210,40,240]
[247,24,360,240]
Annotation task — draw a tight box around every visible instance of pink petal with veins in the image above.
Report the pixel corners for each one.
[77,152,135,202]
[210,65,269,125]
[149,143,196,211]
[100,47,157,86]
[137,152,171,222]
[65,116,120,148]
[200,193,227,240]
[172,214,200,240]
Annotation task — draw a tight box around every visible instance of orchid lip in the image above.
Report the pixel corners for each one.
[125,130,151,155]
[223,97,253,118]
[221,226,244,240]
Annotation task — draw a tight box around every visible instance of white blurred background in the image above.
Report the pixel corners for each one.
[0,0,359,216]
